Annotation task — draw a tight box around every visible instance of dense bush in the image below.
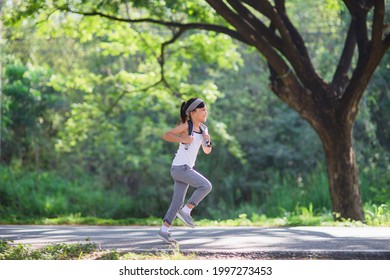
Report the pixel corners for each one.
[0,165,137,219]
[1,163,388,222]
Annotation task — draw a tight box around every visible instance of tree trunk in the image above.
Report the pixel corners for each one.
[317,120,364,221]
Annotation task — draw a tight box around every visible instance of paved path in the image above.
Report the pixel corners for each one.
[1,225,389,259]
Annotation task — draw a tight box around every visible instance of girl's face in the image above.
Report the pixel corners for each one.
[192,105,208,123]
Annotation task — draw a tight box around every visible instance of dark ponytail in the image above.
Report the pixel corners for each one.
[180,101,188,124]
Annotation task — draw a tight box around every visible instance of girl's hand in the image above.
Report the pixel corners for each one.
[202,126,211,143]
[203,133,211,142]
[202,129,212,154]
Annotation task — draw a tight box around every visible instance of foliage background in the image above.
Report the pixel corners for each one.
[0,0,389,223]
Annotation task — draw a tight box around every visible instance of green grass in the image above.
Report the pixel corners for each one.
[0,240,195,260]
[98,249,196,260]
[0,240,99,260]
[0,214,163,226]
[2,202,388,227]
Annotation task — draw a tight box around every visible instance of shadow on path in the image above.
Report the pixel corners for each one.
[1,225,389,259]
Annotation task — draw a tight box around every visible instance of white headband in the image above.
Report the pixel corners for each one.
[185,99,204,116]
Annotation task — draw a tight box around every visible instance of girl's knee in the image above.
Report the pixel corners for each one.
[205,181,212,193]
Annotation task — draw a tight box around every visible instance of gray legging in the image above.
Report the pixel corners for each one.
[163,165,212,225]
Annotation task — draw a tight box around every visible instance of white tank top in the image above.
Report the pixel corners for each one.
[172,131,203,168]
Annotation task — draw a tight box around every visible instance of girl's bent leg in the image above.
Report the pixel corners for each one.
[184,169,212,207]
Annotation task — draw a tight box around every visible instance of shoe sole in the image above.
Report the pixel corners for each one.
[176,212,195,228]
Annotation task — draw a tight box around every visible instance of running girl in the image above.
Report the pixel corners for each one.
[158,98,213,244]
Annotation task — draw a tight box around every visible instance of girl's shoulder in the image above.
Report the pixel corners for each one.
[169,122,188,134]
[176,122,188,131]
[178,122,189,129]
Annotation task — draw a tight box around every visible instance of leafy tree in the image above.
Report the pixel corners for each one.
[203,0,389,222]
[5,0,389,221]
[3,0,243,197]
[1,64,61,171]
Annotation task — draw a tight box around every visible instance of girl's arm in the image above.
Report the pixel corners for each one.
[162,123,193,144]
[202,127,212,154]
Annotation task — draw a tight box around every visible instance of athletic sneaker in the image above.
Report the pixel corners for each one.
[177,209,195,228]
[158,230,178,244]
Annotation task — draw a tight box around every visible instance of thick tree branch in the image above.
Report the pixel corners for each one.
[205,0,289,75]
[241,0,321,91]
[371,0,385,48]
[355,12,369,54]
[241,0,298,56]
[385,33,390,48]
[243,0,312,62]
[205,0,307,108]
[331,21,356,95]
[340,1,387,121]
[273,0,312,62]
[343,0,373,55]
[226,0,283,49]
